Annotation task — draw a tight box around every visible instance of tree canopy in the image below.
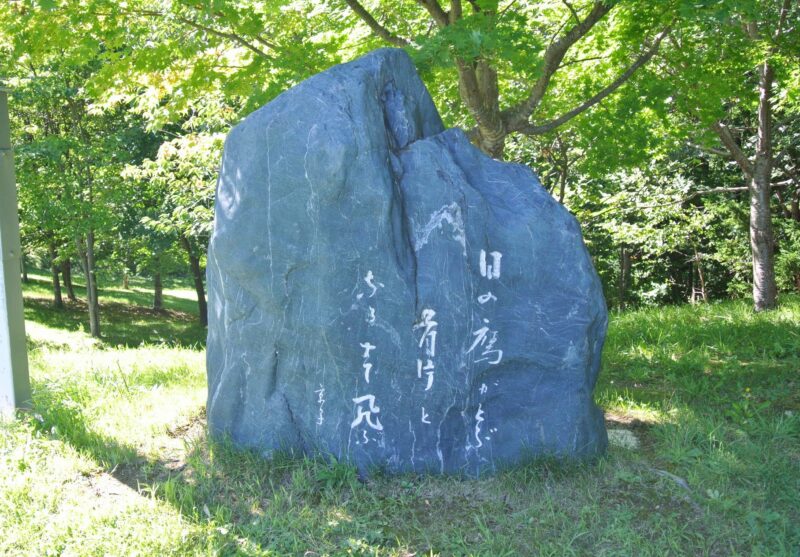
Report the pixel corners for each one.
[1,0,799,335]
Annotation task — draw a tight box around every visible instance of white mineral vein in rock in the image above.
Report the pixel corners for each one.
[414,202,467,256]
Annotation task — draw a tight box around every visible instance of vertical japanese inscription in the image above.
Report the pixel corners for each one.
[467,249,505,451]
[414,308,438,392]
[351,270,384,445]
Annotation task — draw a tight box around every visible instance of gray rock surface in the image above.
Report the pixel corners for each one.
[206,48,608,476]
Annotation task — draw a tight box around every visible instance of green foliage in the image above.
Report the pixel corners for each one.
[130,132,223,242]
[775,218,800,291]
[315,458,361,492]
[3,0,798,312]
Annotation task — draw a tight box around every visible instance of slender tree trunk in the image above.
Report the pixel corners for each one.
[48,242,64,309]
[62,260,76,302]
[153,270,163,312]
[776,188,792,218]
[697,258,708,302]
[557,164,568,204]
[85,231,100,337]
[21,252,28,283]
[618,245,631,310]
[691,249,707,303]
[180,234,208,326]
[557,137,568,204]
[76,232,101,338]
[122,243,131,289]
[750,61,777,311]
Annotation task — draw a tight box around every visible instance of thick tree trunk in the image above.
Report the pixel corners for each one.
[153,271,163,312]
[76,232,101,338]
[750,174,777,310]
[180,234,208,326]
[61,260,76,302]
[457,60,507,158]
[713,61,778,311]
[750,61,777,311]
[48,242,64,309]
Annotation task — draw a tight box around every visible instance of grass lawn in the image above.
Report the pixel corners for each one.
[1,277,798,556]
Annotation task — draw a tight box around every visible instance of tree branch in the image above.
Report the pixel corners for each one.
[773,0,792,41]
[710,120,755,178]
[175,15,273,59]
[637,181,793,209]
[416,0,450,27]
[104,9,275,60]
[558,55,607,69]
[466,0,481,13]
[502,1,612,130]
[449,0,463,24]
[687,142,732,158]
[514,27,670,135]
[343,0,411,46]
[560,0,581,24]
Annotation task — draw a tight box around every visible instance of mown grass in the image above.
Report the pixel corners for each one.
[1,282,798,556]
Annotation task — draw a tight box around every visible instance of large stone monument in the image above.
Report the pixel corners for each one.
[206,49,608,475]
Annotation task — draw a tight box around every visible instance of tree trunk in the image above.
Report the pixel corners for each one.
[153,271,163,312]
[21,252,28,283]
[76,232,101,338]
[691,249,707,303]
[618,245,631,310]
[48,242,64,309]
[180,234,208,326]
[750,176,777,310]
[85,231,101,337]
[697,257,708,303]
[62,259,76,302]
[456,59,507,159]
[122,243,131,289]
[750,61,777,311]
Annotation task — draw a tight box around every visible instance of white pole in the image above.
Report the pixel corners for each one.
[0,87,31,415]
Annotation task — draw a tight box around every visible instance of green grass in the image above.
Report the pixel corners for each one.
[22,270,206,347]
[1,281,798,556]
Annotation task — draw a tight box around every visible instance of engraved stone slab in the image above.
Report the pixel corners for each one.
[206,48,608,475]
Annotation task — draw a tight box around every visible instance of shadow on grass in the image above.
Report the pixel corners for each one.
[31,379,743,555]
[19,290,800,553]
[26,381,372,553]
[27,382,619,555]
[22,280,206,349]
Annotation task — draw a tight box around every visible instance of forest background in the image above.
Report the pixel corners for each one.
[1,0,799,337]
